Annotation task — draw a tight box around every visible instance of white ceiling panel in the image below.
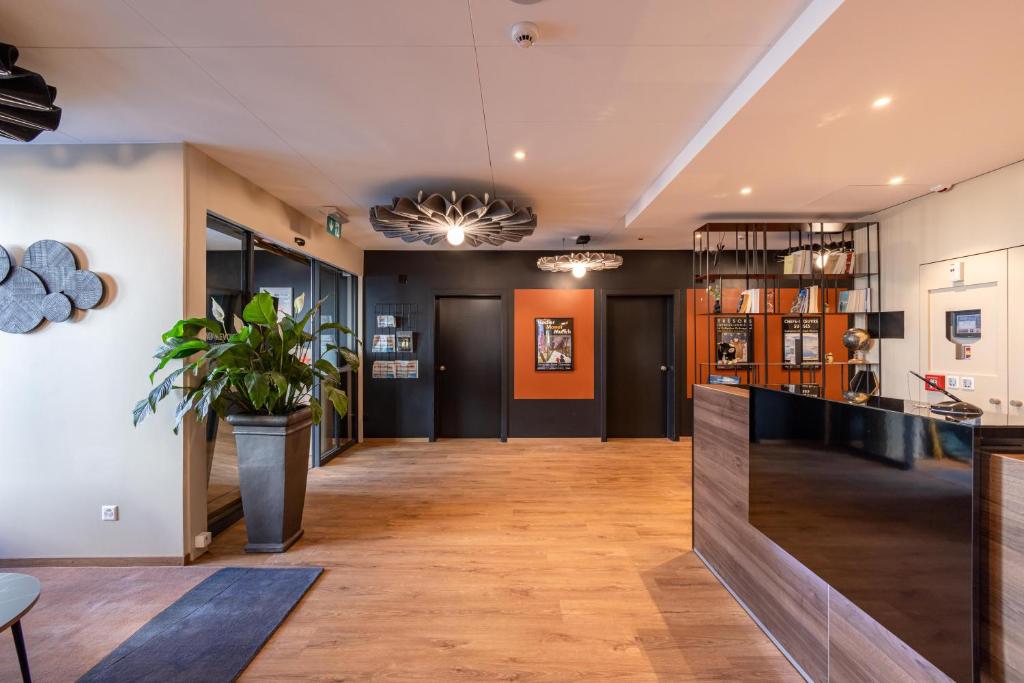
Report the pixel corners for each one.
[476,45,764,124]
[469,0,807,47]
[183,46,492,215]
[127,0,473,47]
[0,0,170,47]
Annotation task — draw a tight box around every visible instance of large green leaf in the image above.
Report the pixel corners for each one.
[314,358,341,383]
[161,317,221,344]
[149,340,210,381]
[243,292,278,326]
[244,371,270,410]
[308,397,323,425]
[325,385,349,418]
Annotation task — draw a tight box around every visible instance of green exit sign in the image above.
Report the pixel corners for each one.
[326,213,342,238]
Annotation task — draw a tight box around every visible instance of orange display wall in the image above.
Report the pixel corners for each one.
[686,287,853,401]
[514,289,595,400]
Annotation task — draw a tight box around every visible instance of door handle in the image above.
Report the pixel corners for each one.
[660,365,668,372]
[1011,399,1023,408]
[439,365,446,372]
[989,397,1002,405]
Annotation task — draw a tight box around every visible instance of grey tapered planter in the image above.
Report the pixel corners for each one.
[226,407,312,553]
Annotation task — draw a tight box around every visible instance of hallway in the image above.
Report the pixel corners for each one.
[200,438,798,681]
[2,439,799,681]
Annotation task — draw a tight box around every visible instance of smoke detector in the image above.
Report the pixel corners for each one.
[511,21,539,48]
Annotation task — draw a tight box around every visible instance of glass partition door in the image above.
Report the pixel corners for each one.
[313,262,358,465]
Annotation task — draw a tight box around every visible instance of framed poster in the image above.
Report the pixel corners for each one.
[782,316,821,369]
[535,317,574,371]
[715,316,753,368]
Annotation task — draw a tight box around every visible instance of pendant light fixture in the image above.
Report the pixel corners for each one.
[0,43,62,142]
[537,238,623,278]
[369,191,536,247]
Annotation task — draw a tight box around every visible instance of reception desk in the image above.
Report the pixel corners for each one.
[693,384,1024,682]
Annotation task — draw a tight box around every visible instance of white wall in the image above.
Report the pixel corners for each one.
[0,144,188,561]
[874,160,1024,399]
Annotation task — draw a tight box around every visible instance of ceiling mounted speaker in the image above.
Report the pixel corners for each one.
[369,191,537,247]
[0,43,61,142]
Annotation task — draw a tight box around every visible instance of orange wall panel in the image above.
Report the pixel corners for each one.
[514,289,595,400]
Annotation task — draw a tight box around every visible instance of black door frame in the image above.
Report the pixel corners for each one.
[599,289,682,442]
[430,290,509,442]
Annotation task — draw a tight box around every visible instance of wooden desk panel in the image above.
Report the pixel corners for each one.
[693,385,829,681]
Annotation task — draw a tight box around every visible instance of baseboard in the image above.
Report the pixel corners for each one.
[693,548,813,683]
[0,555,187,567]
[362,437,430,443]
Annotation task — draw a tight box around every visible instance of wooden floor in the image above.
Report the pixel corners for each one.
[2,438,799,682]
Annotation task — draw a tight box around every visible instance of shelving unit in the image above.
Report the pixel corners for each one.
[691,222,881,399]
[371,302,419,379]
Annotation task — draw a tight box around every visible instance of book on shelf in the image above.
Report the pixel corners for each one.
[736,288,761,313]
[789,286,820,314]
[708,374,741,385]
[715,316,753,367]
[783,250,814,275]
[375,314,396,328]
[838,288,870,313]
[396,330,413,352]
[782,316,821,369]
[824,250,856,275]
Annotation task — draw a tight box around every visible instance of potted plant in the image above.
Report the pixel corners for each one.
[133,291,359,552]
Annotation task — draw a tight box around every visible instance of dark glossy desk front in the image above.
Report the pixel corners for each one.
[693,384,1024,683]
[748,387,977,682]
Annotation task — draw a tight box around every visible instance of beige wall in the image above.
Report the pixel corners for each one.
[874,160,1024,399]
[0,144,188,561]
[183,146,364,559]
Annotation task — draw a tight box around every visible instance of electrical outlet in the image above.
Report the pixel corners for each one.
[101,505,119,521]
[195,531,213,548]
[946,375,960,389]
[961,376,975,391]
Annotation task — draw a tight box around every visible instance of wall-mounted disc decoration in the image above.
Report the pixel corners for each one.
[0,245,10,283]
[23,239,76,292]
[41,291,72,322]
[0,240,104,332]
[63,270,103,309]
[0,266,46,333]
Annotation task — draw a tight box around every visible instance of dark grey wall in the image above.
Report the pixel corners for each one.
[363,250,695,438]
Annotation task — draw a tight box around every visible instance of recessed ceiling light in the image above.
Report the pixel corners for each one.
[740,187,753,195]
[513,150,527,161]
[872,96,893,109]
[888,176,904,185]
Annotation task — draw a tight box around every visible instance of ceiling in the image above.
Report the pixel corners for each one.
[2,1,1022,250]
[626,0,1024,238]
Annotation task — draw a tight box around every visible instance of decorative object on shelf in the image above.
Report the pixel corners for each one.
[537,252,623,278]
[842,327,872,362]
[0,240,104,333]
[133,292,360,552]
[842,328,877,403]
[0,42,62,141]
[535,318,574,371]
[369,190,537,247]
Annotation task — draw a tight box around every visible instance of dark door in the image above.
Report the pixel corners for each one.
[437,296,502,438]
[606,295,671,437]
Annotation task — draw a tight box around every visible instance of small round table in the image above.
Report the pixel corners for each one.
[1,573,40,683]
